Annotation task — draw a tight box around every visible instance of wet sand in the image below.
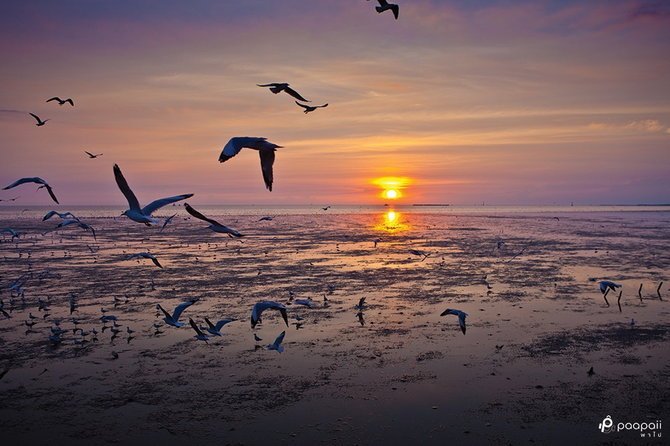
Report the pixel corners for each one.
[0,209,668,445]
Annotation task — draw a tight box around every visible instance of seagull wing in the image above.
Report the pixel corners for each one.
[65,99,74,106]
[184,203,223,226]
[43,211,57,221]
[458,313,467,334]
[189,318,206,336]
[283,86,310,102]
[171,301,193,321]
[46,97,61,103]
[142,194,193,216]
[259,150,275,191]
[390,4,399,19]
[29,113,43,124]
[204,317,216,330]
[149,255,163,268]
[113,164,141,211]
[273,331,286,348]
[218,137,246,163]
[294,101,310,110]
[317,103,329,108]
[85,151,95,158]
[44,184,59,204]
[3,178,36,189]
[156,304,172,320]
[257,83,282,88]
[214,319,233,330]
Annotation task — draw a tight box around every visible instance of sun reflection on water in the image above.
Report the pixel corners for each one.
[374,209,410,232]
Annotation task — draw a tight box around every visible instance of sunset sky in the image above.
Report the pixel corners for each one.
[1,0,669,206]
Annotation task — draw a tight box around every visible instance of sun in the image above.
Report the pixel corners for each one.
[384,189,399,199]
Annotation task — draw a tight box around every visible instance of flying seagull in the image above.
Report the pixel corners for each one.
[218,137,282,191]
[440,308,468,335]
[159,213,178,233]
[258,216,274,221]
[184,203,243,237]
[113,164,193,225]
[127,252,163,268]
[43,210,78,222]
[189,318,209,342]
[46,97,74,106]
[368,0,399,20]
[3,177,59,204]
[29,113,49,126]
[56,219,96,240]
[295,101,328,114]
[84,151,102,159]
[266,331,286,353]
[203,317,234,336]
[257,83,310,102]
[156,301,194,327]
[355,297,367,310]
[0,196,19,202]
[250,301,289,328]
[1,228,20,241]
[294,298,315,308]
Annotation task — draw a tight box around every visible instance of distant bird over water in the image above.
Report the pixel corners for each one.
[218,137,282,191]
[184,203,243,237]
[28,113,49,126]
[46,97,74,106]
[257,83,310,102]
[127,252,163,268]
[3,177,59,204]
[295,101,328,114]
[113,164,193,225]
[43,210,78,222]
[440,308,468,334]
[84,151,102,159]
[368,0,399,20]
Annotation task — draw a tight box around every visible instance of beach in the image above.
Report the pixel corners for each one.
[0,206,668,445]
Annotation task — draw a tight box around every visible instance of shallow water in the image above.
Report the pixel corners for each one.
[0,208,668,445]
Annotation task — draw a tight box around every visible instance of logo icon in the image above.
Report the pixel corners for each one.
[599,415,614,433]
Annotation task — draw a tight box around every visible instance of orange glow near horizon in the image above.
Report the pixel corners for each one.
[372,177,412,201]
[375,210,410,233]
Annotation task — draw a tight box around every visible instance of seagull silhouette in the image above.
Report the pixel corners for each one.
[266,331,286,353]
[3,177,59,204]
[440,308,468,334]
[189,318,209,342]
[218,137,282,191]
[113,164,193,225]
[43,210,78,221]
[257,83,310,102]
[29,113,49,126]
[250,301,289,328]
[84,151,103,159]
[368,0,399,20]
[295,101,328,114]
[46,97,74,106]
[184,203,243,237]
[203,317,234,336]
[156,301,194,327]
[127,252,163,268]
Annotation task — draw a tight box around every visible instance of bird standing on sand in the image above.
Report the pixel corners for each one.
[3,177,59,204]
[218,137,282,191]
[368,0,399,20]
[28,113,49,126]
[250,301,289,328]
[46,97,74,106]
[440,308,468,334]
[295,101,328,114]
[113,164,193,225]
[257,83,310,102]
[184,203,243,237]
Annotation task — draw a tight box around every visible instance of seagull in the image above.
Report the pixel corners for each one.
[587,366,595,376]
[409,249,430,261]
[29,113,49,126]
[258,216,274,221]
[184,203,243,237]
[355,297,367,310]
[159,213,178,233]
[266,331,286,353]
[253,333,263,342]
[43,210,78,222]
[3,177,59,204]
[440,308,468,335]
[599,281,621,294]
[294,298,315,308]
[56,219,96,240]
[114,164,193,225]
[0,196,19,202]
[251,301,289,328]
[127,252,163,268]
[368,0,399,20]
[203,317,233,336]
[156,301,194,327]
[218,137,283,191]
[1,228,20,240]
[189,318,209,342]
[322,206,331,211]
[84,151,102,159]
[295,101,328,114]
[46,97,74,106]
[257,83,310,102]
